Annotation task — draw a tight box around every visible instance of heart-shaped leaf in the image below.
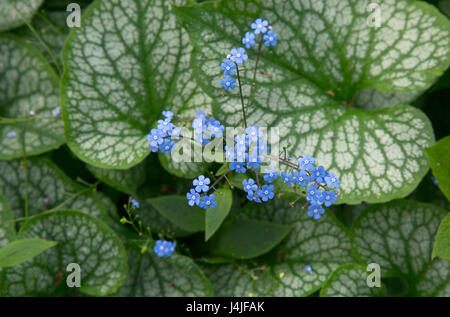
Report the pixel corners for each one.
[116,244,212,297]
[204,199,355,296]
[60,0,211,169]
[425,136,450,200]
[0,238,57,268]
[205,187,232,241]
[174,0,450,204]
[320,264,385,297]
[0,158,107,219]
[432,213,450,261]
[0,0,43,31]
[1,210,128,296]
[351,200,450,296]
[0,34,63,159]
[0,193,14,247]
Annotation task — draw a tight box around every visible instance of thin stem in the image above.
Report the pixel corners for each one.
[203,170,230,196]
[25,21,62,74]
[235,63,247,128]
[246,38,264,111]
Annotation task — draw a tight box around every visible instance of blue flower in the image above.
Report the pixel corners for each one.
[221,59,236,76]
[325,173,340,189]
[306,184,318,202]
[193,175,210,193]
[6,131,17,139]
[199,195,217,209]
[186,189,200,206]
[221,75,236,90]
[147,129,165,148]
[258,185,274,201]
[235,134,248,148]
[230,162,246,173]
[192,117,205,132]
[242,31,256,48]
[245,125,261,143]
[298,155,315,171]
[263,30,278,46]
[263,168,278,183]
[165,241,176,256]
[153,240,168,257]
[281,171,294,185]
[230,47,248,64]
[308,204,325,219]
[157,119,174,136]
[169,126,181,140]
[247,192,262,203]
[296,170,311,187]
[195,110,207,120]
[207,121,225,138]
[131,199,139,208]
[323,191,337,207]
[162,110,174,120]
[305,264,314,275]
[311,166,327,183]
[225,145,235,161]
[246,153,261,169]
[159,139,175,153]
[251,18,269,34]
[52,107,61,117]
[243,178,258,195]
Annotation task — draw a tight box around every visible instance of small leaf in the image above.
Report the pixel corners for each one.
[0,238,57,268]
[0,158,107,219]
[351,200,449,296]
[205,187,233,241]
[425,136,450,200]
[1,210,128,296]
[0,193,15,248]
[148,196,205,233]
[0,0,44,31]
[320,264,385,297]
[215,163,229,176]
[432,213,450,261]
[211,218,293,259]
[61,0,211,168]
[116,244,212,296]
[0,34,63,159]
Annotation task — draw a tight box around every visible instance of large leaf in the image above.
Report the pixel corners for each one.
[148,195,205,233]
[351,200,450,296]
[1,210,128,296]
[211,218,293,259]
[159,151,208,179]
[320,264,385,297]
[174,0,450,204]
[432,213,450,261]
[425,136,450,200]
[205,187,232,241]
[0,0,43,32]
[0,193,14,247]
[60,0,211,169]
[0,158,107,219]
[0,238,57,268]
[0,34,63,159]
[116,244,212,296]
[204,199,355,296]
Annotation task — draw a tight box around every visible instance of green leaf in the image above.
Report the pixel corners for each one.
[211,218,293,259]
[60,0,211,169]
[425,136,450,200]
[432,213,450,261]
[87,161,146,196]
[116,244,212,296]
[320,264,385,297]
[0,158,107,219]
[159,151,208,179]
[0,238,57,268]
[351,200,450,296]
[0,193,15,248]
[0,34,63,159]
[204,199,355,296]
[1,210,128,296]
[205,187,232,241]
[0,0,43,31]
[174,0,450,204]
[148,195,204,233]
[215,163,229,176]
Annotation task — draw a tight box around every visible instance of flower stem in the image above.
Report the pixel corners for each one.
[235,63,247,128]
[247,38,264,111]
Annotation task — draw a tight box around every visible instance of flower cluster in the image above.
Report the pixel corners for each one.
[220,18,278,91]
[192,110,225,145]
[153,239,176,257]
[146,110,180,153]
[186,175,218,210]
